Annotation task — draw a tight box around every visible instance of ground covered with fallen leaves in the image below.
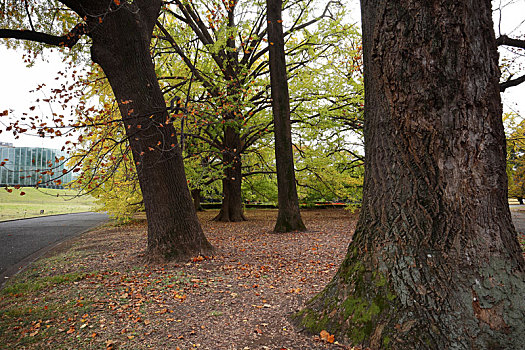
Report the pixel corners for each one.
[0,209,360,349]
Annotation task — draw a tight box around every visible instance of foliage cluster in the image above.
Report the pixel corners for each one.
[60,0,365,221]
[505,112,525,203]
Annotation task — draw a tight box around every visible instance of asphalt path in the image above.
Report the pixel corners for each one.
[0,212,108,286]
[510,205,525,234]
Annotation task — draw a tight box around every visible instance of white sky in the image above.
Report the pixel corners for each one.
[0,1,524,149]
[0,48,68,149]
[493,0,525,121]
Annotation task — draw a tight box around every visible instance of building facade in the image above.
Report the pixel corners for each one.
[0,144,74,189]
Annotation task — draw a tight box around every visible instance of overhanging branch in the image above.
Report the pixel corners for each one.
[496,35,525,50]
[500,74,525,92]
[0,23,87,48]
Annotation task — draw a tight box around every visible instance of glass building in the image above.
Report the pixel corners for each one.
[0,143,74,189]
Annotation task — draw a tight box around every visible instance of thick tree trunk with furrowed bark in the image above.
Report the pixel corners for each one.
[293,0,525,348]
[86,0,212,261]
[267,0,306,233]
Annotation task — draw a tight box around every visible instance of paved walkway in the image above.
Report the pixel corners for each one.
[510,205,525,234]
[0,212,108,287]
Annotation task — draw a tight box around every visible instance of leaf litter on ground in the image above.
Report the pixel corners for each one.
[0,209,362,349]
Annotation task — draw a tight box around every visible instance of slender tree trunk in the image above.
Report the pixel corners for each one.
[88,1,212,261]
[209,4,246,223]
[214,123,246,222]
[267,0,306,233]
[293,0,525,348]
[191,188,204,211]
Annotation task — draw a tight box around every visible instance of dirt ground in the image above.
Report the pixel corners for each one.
[0,209,360,349]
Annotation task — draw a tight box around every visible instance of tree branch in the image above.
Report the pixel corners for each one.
[155,20,217,94]
[496,35,525,50]
[171,0,230,74]
[500,74,525,92]
[284,1,340,37]
[0,23,87,48]
[242,170,276,177]
[24,0,35,31]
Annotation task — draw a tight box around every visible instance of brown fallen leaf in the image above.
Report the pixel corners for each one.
[320,330,335,343]
[105,339,117,350]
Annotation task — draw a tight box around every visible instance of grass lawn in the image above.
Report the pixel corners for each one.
[0,187,95,221]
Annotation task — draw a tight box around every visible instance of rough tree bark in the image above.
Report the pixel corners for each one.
[293,0,525,348]
[87,1,213,261]
[1,0,213,261]
[266,0,306,233]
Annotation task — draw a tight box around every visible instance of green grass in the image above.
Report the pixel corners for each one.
[0,187,95,221]
[0,264,95,349]
[1,273,86,295]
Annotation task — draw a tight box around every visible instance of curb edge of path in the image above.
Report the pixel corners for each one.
[0,217,110,290]
[0,211,102,224]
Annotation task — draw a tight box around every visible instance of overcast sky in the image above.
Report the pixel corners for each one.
[0,48,68,149]
[0,1,524,149]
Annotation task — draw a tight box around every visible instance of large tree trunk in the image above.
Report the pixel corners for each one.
[87,1,212,261]
[293,0,525,348]
[214,123,246,222]
[267,0,306,233]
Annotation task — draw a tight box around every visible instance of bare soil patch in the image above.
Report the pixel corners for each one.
[0,209,358,349]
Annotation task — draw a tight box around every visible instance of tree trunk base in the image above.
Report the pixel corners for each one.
[212,210,246,222]
[273,214,306,233]
[292,243,525,349]
[146,240,214,263]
